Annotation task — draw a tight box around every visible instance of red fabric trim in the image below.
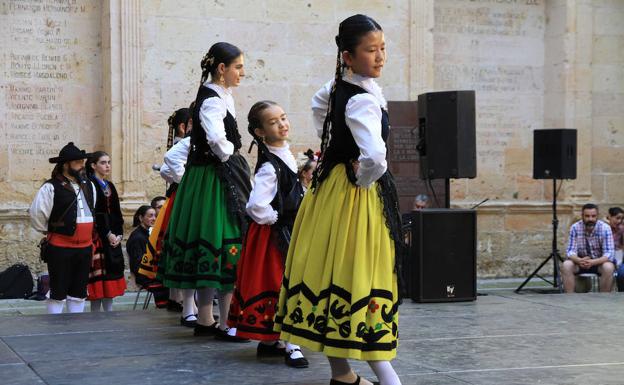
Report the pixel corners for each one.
[228,222,284,340]
[87,277,127,300]
[49,222,94,248]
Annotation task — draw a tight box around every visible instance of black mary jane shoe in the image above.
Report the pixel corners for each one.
[167,300,183,312]
[329,376,379,385]
[180,314,197,327]
[257,342,286,358]
[284,348,309,369]
[214,328,250,343]
[193,321,219,336]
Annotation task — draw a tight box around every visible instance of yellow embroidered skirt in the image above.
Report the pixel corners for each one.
[274,164,399,361]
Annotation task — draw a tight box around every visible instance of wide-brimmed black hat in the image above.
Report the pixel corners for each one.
[48,142,90,164]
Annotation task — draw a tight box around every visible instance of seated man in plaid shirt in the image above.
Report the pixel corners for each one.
[562,203,615,293]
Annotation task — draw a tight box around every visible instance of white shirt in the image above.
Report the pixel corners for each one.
[198,82,237,162]
[29,179,97,234]
[311,74,388,188]
[246,143,298,225]
[161,137,190,184]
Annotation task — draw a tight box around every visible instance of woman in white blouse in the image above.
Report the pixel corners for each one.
[274,15,402,385]
[157,42,251,343]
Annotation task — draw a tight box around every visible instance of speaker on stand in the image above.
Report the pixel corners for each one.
[516,128,577,293]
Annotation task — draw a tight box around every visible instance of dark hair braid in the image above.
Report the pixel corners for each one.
[247,100,285,210]
[312,14,382,191]
[166,111,176,150]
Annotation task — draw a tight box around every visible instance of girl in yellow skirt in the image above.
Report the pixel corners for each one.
[274,14,403,385]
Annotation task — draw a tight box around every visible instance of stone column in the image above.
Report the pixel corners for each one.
[544,0,593,203]
[102,0,145,208]
[408,0,435,99]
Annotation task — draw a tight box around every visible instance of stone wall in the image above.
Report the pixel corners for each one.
[0,0,622,279]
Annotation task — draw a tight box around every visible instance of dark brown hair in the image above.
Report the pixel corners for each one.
[200,42,243,85]
[314,15,383,190]
[86,151,109,177]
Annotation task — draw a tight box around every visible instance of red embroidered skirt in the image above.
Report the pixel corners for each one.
[228,222,284,340]
[87,235,126,300]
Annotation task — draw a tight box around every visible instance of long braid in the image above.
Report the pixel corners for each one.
[166,111,176,150]
[247,101,284,213]
[311,44,342,192]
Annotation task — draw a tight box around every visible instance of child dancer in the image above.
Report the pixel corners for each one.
[274,15,402,385]
[228,101,308,368]
[158,42,252,341]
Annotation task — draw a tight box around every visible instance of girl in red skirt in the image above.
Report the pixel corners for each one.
[86,151,127,311]
[228,100,308,368]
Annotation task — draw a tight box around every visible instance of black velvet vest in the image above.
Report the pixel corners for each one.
[318,79,389,185]
[256,152,304,229]
[189,86,242,165]
[47,176,95,236]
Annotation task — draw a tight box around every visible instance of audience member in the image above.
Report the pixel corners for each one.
[561,203,615,293]
[126,205,169,307]
[606,207,624,291]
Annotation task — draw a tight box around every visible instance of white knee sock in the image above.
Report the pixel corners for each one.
[217,291,233,331]
[66,296,86,313]
[47,299,65,314]
[169,287,183,302]
[285,342,304,359]
[182,289,196,318]
[328,357,352,378]
[90,299,102,312]
[102,298,113,312]
[368,361,401,385]
[196,288,216,325]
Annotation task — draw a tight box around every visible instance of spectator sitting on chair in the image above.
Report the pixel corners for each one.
[413,194,429,210]
[606,207,624,291]
[126,205,169,308]
[150,196,166,218]
[562,203,615,293]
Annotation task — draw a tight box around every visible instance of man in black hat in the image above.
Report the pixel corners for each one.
[29,142,97,314]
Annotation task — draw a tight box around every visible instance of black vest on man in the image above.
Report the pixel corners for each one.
[46,176,95,236]
[189,86,242,165]
[318,79,389,185]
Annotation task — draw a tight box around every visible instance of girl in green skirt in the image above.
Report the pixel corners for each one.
[158,42,251,342]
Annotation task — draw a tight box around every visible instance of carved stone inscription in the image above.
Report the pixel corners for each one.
[433,0,544,172]
[0,0,101,183]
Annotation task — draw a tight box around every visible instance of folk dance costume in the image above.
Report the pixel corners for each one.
[274,74,402,361]
[158,82,251,340]
[127,223,170,307]
[86,176,126,308]
[29,142,97,314]
[137,138,189,282]
[227,142,308,366]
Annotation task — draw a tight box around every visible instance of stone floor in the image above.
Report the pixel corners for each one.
[1,287,623,385]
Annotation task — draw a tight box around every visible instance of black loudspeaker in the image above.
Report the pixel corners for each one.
[533,129,577,179]
[417,90,476,179]
[407,209,476,302]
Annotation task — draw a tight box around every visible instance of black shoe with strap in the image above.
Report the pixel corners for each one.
[180,314,197,327]
[214,327,250,343]
[329,375,380,385]
[284,347,309,368]
[257,341,286,357]
[193,321,219,336]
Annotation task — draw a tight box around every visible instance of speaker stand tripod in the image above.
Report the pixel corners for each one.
[515,179,563,293]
